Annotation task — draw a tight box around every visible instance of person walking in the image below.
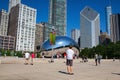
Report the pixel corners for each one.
[66,45,74,75]
[98,54,102,65]
[95,53,98,66]
[24,52,30,65]
[30,52,35,65]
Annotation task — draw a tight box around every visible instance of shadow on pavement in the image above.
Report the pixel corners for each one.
[112,72,120,75]
[58,71,69,75]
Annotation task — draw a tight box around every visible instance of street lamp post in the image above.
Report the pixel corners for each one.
[51,45,54,62]
[49,28,56,62]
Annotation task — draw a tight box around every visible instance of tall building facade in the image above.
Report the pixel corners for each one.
[38,22,55,41]
[99,32,110,45]
[80,6,100,48]
[35,23,44,52]
[0,35,15,50]
[8,4,36,52]
[49,0,67,36]
[110,14,120,42]
[71,29,80,44]
[106,6,112,36]
[0,9,9,36]
[8,0,21,13]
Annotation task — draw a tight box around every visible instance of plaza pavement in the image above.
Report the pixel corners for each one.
[0,57,120,80]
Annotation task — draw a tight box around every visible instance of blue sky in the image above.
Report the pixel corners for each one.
[0,0,120,37]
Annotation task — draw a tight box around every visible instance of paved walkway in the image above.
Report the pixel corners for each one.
[0,57,120,80]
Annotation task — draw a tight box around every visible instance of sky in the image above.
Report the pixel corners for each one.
[0,0,120,37]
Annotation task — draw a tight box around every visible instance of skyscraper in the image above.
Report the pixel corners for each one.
[0,9,9,36]
[49,0,67,36]
[35,23,44,52]
[110,14,120,42]
[80,6,100,48]
[106,6,112,36]
[8,4,36,51]
[71,29,80,44]
[8,0,21,13]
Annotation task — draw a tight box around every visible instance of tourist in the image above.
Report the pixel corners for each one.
[24,52,30,65]
[30,52,35,65]
[98,54,102,65]
[66,45,74,75]
[95,53,98,66]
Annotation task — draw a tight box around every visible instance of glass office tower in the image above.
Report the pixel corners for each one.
[49,0,67,36]
[106,6,112,36]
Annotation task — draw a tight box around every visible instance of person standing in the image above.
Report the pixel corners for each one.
[95,53,98,66]
[98,54,102,65]
[30,52,35,65]
[24,52,30,65]
[66,45,74,75]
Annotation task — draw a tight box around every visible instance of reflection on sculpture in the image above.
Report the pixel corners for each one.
[42,36,79,51]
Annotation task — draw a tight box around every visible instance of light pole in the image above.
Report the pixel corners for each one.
[51,45,54,62]
[49,28,56,62]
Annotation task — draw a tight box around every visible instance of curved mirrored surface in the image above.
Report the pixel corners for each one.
[42,36,79,50]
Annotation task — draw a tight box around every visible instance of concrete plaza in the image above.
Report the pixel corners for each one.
[0,57,120,80]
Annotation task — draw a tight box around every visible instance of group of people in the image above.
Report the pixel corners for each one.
[24,52,35,65]
[23,46,102,75]
[81,56,88,63]
[23,46,75,75]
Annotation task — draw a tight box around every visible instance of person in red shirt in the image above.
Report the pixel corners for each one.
[64,52,67,58]
[31,52,35,65]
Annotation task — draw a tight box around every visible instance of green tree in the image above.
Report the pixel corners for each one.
[80,48,90,58]
[106,42,115,59]
[6,50,11,56]
[16,51,23,57]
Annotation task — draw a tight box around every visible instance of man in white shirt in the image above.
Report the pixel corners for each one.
[66,45,74,75]
[24,52,30,65]
[95,53,98,66]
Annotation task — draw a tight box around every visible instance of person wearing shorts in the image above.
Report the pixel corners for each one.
[24,52,30,65]
[66,45,74,75]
